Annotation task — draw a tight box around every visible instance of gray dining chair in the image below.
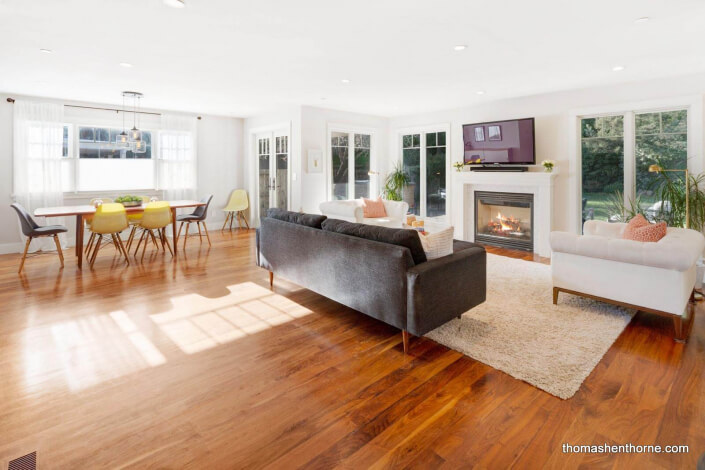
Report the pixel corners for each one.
[11,203,68,274]
[176,195,213,248]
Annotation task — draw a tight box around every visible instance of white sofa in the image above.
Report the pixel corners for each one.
[550,220,705,342]
[319,199,409,228]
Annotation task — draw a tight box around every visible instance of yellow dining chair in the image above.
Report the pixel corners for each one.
[86,203,130,267]
[132,201,174,260]
[125,196,152,252]
[222,189,249,230]
[84,197,114,255]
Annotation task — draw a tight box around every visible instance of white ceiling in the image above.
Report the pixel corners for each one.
[1,0,704,118]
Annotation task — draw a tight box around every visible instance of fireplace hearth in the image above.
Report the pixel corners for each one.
[475,191,533,251]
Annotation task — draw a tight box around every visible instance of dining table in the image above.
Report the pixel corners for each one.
[34,200,206,269]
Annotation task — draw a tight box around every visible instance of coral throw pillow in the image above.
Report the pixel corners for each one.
[622,214,649,239]
[361,197,387,218]
[623,215,667,242]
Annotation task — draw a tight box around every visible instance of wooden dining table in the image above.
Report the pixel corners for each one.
[34,200,206,269]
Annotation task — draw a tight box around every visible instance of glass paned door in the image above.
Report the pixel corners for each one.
[426,132,446,217]
[402,134,421,215]
[580,116,624,223]
[257,132,289,218]
[330,131,372,200]
[354,134,371,199]
[331,132,349,200]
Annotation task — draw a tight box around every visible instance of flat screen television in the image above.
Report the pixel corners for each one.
[462,117,535,166]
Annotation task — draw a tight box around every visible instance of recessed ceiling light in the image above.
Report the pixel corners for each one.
[612,65,625,72]
[39,48,53,54]
[120,62,133,68]
[476,91,485,95]
[163,0,185,8]
[634,16,650,23]
[320,97,327,101]
[341,79,350,84]
[454,45,467,51]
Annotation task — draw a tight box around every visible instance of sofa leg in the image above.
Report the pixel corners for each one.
[673,315,685,343]
[457,315,462,320]
[402,330,410,353]
[552,287,559,305]
[269,271,273,288]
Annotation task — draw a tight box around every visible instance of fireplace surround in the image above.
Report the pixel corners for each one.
[474,191,534,251]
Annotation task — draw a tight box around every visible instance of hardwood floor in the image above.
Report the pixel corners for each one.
[0,230,702,469]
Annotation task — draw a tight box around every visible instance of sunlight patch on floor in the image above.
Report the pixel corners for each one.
[150,282,313,354]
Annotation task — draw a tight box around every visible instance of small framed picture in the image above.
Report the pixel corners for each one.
[488,125,502,141]
[474,127,485,142]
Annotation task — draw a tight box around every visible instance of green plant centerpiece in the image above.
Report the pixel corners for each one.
[115,195,144,207]
[382,162,411,201]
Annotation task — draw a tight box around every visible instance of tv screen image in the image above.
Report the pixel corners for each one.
[462,118,535,165]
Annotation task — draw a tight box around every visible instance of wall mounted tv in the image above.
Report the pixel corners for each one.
[462,117,535,166]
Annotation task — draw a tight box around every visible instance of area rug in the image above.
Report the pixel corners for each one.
[425,254,634,399]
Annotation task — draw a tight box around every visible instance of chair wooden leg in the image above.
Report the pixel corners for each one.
[18,237,32,274]
[674,315,685,343]
[141,231,151,261]
[134,230,147,256]
[202,221,211,246]
[85,232,96,255]
[402,330,410,354]
[116,235,130,265]
[161,228,174,256]
[229,213,235,230]
[149,230,160,251]
[241,211,249,229]
[90,236,102,267]
[53,235,64,269]
[552,287,559,305]
[126,226,137,252]
[197,221,203,242]
[221,213,228,231]
[183,223,190,249]
[269,271,273,287]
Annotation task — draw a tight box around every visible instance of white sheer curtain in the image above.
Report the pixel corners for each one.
[13,100,66,252]
[158,114,198,201]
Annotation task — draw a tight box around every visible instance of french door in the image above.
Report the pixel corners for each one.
[257,132,289,218]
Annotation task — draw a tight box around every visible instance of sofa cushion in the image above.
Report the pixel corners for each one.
[361,197,387,218]
[622,214,650,239]
[321,218,427,265]
[625,221,667,243]
[419,226,454,259]
[266,208,327,229]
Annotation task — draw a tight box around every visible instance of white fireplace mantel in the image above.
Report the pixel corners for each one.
[451,170,557,257]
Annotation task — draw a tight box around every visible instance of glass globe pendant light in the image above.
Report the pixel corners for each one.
[126,91,142,143]
[115,92,130,148]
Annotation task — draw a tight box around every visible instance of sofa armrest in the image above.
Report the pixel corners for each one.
[406,245,486,336]
[319,200,363,222]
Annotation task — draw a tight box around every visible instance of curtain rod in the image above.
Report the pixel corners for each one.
[6,98,202,119]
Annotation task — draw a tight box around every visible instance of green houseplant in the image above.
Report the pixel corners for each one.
[382,162,411,201]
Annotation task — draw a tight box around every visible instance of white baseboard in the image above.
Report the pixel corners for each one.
[0,242,23,255]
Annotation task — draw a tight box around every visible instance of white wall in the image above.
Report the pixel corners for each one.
[0,93,244,253]
[388,72,705,234]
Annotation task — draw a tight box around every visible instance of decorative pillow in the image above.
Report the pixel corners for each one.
[622,214,649,239]
[361,197,387,218]
[625,221,668,243]
[266,208,327,229]
[321,218,427,265]
[419,226,454,259]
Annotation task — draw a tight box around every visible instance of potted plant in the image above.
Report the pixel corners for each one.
[382,162,411,201]
[115,195,144,207]
[541,160,555,173]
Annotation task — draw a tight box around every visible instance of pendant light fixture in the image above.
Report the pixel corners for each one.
[132,94,147,153]
[123,91,143,143]
[115,92,130,148]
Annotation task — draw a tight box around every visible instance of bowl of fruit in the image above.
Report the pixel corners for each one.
[115,195,144,207]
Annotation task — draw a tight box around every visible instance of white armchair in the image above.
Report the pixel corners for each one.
[550,220,705,342]
[319,199,409,228]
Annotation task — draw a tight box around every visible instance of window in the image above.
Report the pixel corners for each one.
[78,126,152,159]
[330,131,371,200]
[401,130,447,218]
[580,108,688,225]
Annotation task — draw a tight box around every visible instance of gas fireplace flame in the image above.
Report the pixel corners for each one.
[489,211,522,234]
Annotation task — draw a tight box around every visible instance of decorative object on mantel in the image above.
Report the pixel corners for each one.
[453,161,465,173]
[382,162,411,201]
[541,160,555,173]
[426,254,633,399]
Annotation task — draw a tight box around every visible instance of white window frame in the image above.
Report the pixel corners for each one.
[394,123,451,221]
[326,123,377,200]
[569,96,703,233]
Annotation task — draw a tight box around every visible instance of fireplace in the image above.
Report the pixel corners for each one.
[474,191,533,251]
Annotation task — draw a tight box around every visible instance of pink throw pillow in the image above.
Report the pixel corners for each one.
[361,197,387,218]
[623,214,667,242]
[622,214,649,239]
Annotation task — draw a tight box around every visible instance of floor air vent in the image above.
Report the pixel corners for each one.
[8,452,36,470]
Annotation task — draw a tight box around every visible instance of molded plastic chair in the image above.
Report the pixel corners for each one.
[84,197,114,254]
[132,202,174,260]
[87,203,129,267]
[11,203,67,274]
[222,189,249,230]
[125,196,152,252]
[176,195,213,248]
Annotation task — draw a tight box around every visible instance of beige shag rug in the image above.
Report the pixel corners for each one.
[425,254,634,399]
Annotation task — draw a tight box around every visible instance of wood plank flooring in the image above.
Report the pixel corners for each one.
[0,229,702,469]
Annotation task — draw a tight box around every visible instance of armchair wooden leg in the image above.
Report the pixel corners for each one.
[202,221,211,246]
[90,236,102,267]
[53,235,64,269]
[552,287,559,305]
[402,330,410,354]
[18,237,31,274]
[197,221,203,242]
[161,228,174,256]
[673,315,684,343]
[269,271,273,288]
[183,223,190,249]
[85,232,96,255]
[134,230,147,256]
[116,234,130,265]
[149,230,160,251]
[126,227,136,252]
[176,222,184,244]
